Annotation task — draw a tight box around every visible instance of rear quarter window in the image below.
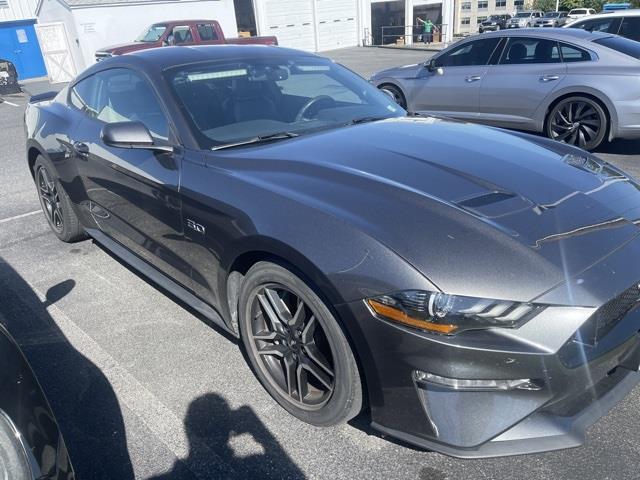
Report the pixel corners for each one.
[560,43,592,62]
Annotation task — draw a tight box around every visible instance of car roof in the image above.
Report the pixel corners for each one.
[477,27,612,41]
[78,45,320,80]
[569,8,640,19]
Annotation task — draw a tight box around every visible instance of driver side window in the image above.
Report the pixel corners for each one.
[436,38,501,67]
[77,68,169,140]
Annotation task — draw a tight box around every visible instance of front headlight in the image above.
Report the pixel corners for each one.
[367,290,546,335]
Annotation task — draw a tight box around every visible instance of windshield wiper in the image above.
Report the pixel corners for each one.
[347,116,390,126]
[211,132,300,151]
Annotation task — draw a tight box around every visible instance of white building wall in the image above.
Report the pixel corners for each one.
[0,0,39,21]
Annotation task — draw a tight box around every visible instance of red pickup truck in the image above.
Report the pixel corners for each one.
[95,20,278,61]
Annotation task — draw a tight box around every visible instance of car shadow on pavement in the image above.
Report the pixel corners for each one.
[0,257,135,480]
[149,393,306,480]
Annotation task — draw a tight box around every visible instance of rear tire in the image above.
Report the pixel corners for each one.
[34,156,87,243]
[238,261,362,426]
[545,96,608,151]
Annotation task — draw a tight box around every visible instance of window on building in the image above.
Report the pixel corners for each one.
[478,1,489,9]
[461,2,472,10]
[461,17,471,25]
[514,0,525,6]
[496,0,507,7]
[0,0,8,8]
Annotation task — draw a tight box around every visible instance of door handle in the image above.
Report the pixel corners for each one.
[465,75,482,83]
[540,75,560,82]
[72,141,90,158]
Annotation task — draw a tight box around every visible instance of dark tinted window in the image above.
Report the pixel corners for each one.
[594,35,640,59]
[560,43,591,62]
[197,24,219,41]
[72,68,168,140]
[570,17,622,33]
[499,37,560,64]
[436,37,501,67]
[620,17,640,41]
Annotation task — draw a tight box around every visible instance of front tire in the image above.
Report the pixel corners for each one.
[379,84,407,109]
[238,261,362,426]
[545,96,608,151]
[34,156,87,243]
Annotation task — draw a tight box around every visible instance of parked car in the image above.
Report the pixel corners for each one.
[0,58,20,95]
[479,14,512,33]
[95,19,278,61]
[566,9,640,41]
[0,323,74,479]
[568,7,597,20]
[534,11,570,27]
[372,29,640,150]
[506,10,544,28]
[25,44,640,458]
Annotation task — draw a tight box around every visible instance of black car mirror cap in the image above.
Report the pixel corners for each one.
[425,59,444,75]
[101,121,173,153]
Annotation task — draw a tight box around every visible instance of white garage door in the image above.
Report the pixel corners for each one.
[316,0,358,51]
[263,0,358,52]
[264,0,316,51]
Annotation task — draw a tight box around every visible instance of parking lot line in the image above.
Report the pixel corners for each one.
[0,99,20,107]
[0,210,41,225]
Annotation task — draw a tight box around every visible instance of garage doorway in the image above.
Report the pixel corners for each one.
[371,0,405,46]
[234,0,258,37]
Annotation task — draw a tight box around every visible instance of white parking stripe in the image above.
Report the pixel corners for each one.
[0,210,41,225]
[0,100,20,107]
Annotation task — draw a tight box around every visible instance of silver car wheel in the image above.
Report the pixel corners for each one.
[379,85,407,109]
[546,97,607,151]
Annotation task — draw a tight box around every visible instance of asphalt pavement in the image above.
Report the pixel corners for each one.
[1,47,640,480]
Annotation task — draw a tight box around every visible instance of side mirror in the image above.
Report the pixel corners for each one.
[425,59,444,76]
[101,121,172,153]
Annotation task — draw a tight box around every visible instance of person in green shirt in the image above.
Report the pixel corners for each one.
[417,17,436,44]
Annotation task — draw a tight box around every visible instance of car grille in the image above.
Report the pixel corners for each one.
[573,282,640,347]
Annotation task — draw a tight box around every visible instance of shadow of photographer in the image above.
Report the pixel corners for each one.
[150,392,305,480]
[0,257,135,479]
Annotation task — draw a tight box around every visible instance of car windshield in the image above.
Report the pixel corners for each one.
[166,56,405,149]
[136,24,167,42]
[594,35,640,59]
[515,12,532,18]
[487,16,502,20]
[544,12,560,17]
[570,9,588,14]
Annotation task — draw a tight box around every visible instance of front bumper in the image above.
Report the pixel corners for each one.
[336,238,640,458]
[507,23,527,28]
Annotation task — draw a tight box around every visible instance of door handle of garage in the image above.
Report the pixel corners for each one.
[540,75,560,82]
[465,75,482,83]
[72,142,89,158]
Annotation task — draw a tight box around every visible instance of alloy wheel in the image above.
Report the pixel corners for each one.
[548,99,605,150]
[248,284,336,410]
[37,166,64,233]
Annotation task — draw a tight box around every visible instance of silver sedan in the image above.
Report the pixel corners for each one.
[371,29,640,150]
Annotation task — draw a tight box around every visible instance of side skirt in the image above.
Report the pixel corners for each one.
[85,228,235,337]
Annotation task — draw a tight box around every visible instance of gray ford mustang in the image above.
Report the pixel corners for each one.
[371,29,640,151]
[25,45,640,458]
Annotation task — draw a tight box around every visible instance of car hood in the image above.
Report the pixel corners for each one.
[97,42,153,55]
[217,117,640,304]
[371,63,422,81]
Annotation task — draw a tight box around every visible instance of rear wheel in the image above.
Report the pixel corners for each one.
[379,84,407,109]
[545,96,608,151]
[34,156,87,243]
[238,262,362,426]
